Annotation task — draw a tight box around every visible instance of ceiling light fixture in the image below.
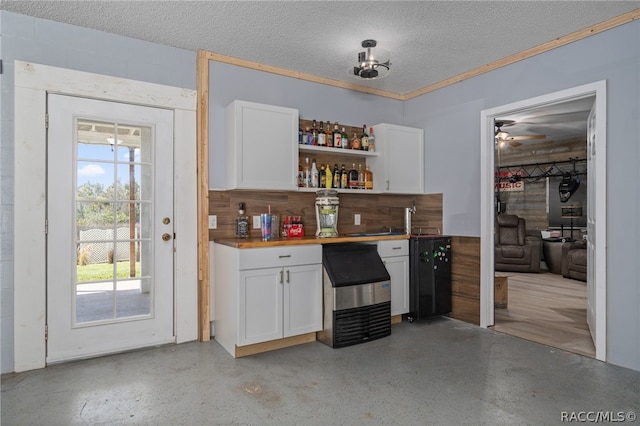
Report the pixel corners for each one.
[348,39,391,80]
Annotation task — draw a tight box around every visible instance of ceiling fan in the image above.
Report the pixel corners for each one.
[495,120,546,147]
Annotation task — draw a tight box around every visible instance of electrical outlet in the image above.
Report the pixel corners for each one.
[253,215,261,229]
[354,213,361,226]
[208,215,217,229]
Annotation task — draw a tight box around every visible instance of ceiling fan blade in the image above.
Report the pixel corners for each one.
[508,140,522,147]
[507,134,546,141]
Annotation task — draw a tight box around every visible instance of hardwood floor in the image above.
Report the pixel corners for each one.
[492,271,595,358]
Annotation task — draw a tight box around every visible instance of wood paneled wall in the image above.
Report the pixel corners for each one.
[498,136,586,232]
[450,236,481,325]
[209,190,443,240]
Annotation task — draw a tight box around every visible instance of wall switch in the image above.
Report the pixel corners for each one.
[354,213,361,226]
[253,215,261,229]
[208,215,217,229]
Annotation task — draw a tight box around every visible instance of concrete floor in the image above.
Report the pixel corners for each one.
[2,317,639,425]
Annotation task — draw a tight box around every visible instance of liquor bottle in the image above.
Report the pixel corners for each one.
[333,164,340,189]
[360,125,369,151]
[311,159,319,187]
[357,164,365,189]
[325,163,332,188]
[235,202,249,238]
[340,164,348,189]
[298,162,304,187]
[318,120,326,146]
[305,127,312,145]
[298,125,303,144]
[333,123,342,148]
[311,120,318,145]
[303,157,311,187]
[348,163,359,189]
[326,121,333,147]
[319,164,326,188]
[364,165,374,190]
[368,127,376,152]
[341,127,349,149]
[351,133,361,150]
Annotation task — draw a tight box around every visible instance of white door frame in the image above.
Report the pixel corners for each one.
[14,61,198,372]
[479,81,607,361]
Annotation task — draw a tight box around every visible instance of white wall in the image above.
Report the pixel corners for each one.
[0,11,196,373]
[404,21,640,371]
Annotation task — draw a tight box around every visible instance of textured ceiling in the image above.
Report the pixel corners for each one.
[2,1,638,141]
[2,1,638,95]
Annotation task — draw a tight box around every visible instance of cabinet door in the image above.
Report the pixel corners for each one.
[283,264,323,337]
[226,101,298,190]
[383,256,410,316]
[373,124,424,194]
[239,267,283,346]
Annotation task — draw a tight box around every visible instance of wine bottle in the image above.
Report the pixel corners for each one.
[360,125,369,151]
[368,127,376,152]
[341,127,349,149]
[318,120,326,146]
[348,163,359,189]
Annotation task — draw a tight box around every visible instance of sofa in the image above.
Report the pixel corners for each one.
[495,214,541,273]
[562,240,587,282]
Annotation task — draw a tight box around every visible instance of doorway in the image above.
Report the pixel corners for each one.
[46,95,175,363]
[480,81,607,361]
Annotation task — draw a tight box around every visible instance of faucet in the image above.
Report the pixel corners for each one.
[404,200,417,235]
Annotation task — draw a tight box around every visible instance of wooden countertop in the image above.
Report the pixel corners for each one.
[214,233,409,248]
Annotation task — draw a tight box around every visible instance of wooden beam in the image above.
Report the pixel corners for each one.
[197,49,211,341]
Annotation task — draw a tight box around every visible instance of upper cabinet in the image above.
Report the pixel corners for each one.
[368,124,424,194]
[225,100,299,190]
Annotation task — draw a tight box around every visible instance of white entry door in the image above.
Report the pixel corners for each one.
[47,94,175,363]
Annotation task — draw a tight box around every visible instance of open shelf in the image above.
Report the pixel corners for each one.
[298,145,379,157]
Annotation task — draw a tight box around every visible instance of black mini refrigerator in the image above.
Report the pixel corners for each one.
[408,236,452,321]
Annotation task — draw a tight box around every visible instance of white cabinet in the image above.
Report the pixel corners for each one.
[213,244,322,357]
[369,123,424,194]
[378,240,409,316]
[225,100,298,190]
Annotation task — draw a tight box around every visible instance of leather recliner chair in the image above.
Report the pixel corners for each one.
[562,240,587,282]
[495,214,541,273]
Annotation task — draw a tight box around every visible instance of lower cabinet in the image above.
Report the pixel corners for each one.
[213,243,322,357]
[378,240,409,316]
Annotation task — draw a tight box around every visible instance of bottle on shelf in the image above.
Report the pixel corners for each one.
[333,123,341,148]
[341,127,349,149]
[340,164,348,189]
[305,126,312,145]
[368,127,376,152]
[325,163,332,188]
[311,159,319,188]
[360,125,369,151]
[326,121,333,147]
[298,125,303,144]
[311,120,318,145]
[364,164,374,190]
[298,162,304,187]
[333,164,340,189]
[350,133,361,150]
[319,164,326,188]
[357,164,365,189]
[235,202,249,238]
[348,163,359,189]
[303,157,311,188]
[318,120,326,146]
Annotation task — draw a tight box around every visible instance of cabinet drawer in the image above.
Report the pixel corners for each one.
[239,245,322,270]
[377,239,408,257]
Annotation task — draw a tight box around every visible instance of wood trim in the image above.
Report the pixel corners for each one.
[198,9,639,102]
[199,50,404,100]
[234,332,317,357]
[403,9,640,99]
[197,50,211,341]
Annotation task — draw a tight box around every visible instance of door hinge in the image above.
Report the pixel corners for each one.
[45,219,48,235]
[45,113,49,129]
[45,324,48,341]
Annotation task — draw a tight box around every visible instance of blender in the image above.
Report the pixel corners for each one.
[315,189,339,238]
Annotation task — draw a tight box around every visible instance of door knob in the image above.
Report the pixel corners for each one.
[162,217,171,225]
[162,233,171,241]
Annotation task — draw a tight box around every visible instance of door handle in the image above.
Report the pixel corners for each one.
[286,270,290,283]
[162,233,171,241]
[279,270,284,284]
